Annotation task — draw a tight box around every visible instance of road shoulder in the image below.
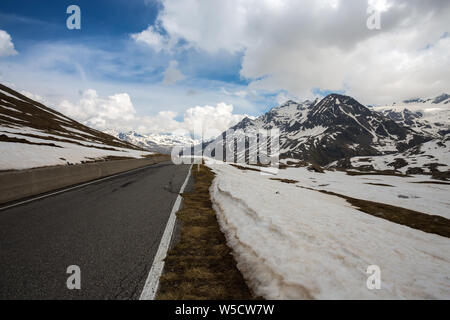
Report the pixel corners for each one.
[156,164,255,300]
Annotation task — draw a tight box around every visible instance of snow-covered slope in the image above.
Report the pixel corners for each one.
[104,129,201,154]
[0,84,152,170]
[373,93,450,137]
[207,94,430,165]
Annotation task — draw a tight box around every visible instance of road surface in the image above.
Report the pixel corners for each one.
[0,161,192,299]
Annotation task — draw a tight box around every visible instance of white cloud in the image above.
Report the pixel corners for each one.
[234,90,248,98]
[183,102,249,139]
[139,0,450,104]
[131,25,170,52]
[136,102,248,139]
[54,89,248,139]
[0,30,18,57]
[57,89,136,130]
[162,60,186,85]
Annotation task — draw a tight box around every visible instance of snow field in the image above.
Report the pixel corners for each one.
[207,162,450,299]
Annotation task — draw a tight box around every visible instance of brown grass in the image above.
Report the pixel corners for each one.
[157,165,255,300]
[411,181,450,185]
[0,134,62,148]
[317,189,450,238]
[230,164,262,173]
[364,183,395,187]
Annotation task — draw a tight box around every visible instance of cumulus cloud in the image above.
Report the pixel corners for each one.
[57,89,136,130]
[55,89,248,139]
[136,0,450,104]
[0,30,18,57]
[162,60,186,85]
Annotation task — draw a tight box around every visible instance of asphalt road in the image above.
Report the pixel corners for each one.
[0,161,192,300]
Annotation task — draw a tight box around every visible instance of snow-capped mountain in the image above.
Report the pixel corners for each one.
[372,93,450,138]
[104,129,201,154]
[209,94,430,165]
[0,83,151,170]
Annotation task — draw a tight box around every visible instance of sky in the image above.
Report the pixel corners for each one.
[0,0,449,137]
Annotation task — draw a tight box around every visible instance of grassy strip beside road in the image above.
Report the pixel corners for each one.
[157,165,254,300]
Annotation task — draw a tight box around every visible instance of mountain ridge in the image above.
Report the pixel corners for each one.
[213,93,432,165]
[104,129,201,154]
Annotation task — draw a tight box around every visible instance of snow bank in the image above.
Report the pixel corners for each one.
[207,162,450,299]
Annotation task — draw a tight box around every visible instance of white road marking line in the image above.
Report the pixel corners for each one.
[139,164,193,300]
[0,162,166,212]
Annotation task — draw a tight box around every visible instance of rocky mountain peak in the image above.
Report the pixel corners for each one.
[212,93,430,165]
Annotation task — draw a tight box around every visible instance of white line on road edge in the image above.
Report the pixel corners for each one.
[0,162,166,212]
[139,164,193,300]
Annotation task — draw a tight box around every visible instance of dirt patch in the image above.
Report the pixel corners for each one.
[270,178,299,184]
[157,165,255,300]
[100,155,136,161]
[307,164,325,173]
[346,170,409,178]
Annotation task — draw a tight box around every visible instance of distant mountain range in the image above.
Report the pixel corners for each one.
[373,93,450,137]
[103,129,201,154]
[207,93,447,166]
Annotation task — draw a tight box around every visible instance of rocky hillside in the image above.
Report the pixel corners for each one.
[0,83,151,170]
[210,94,431,165]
